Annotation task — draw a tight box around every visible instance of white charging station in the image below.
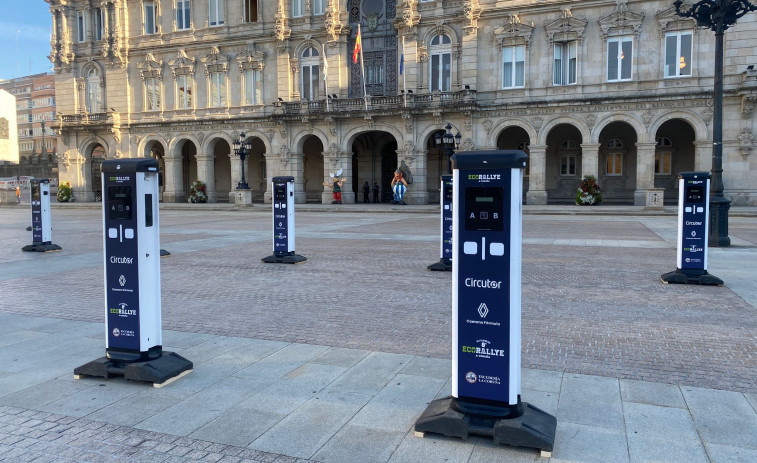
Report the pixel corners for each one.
[661,172,723,285]
[75,158,192,386]
[22,178,61,252]
[415,151,556,455]
[428,175,453,271]
[262,176,306,264]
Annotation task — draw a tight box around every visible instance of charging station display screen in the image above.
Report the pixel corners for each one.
[108,186,133,220]
[465,187,504,231]
[685,186,705,203]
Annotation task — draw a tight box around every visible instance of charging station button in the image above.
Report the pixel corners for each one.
[464,241,478,255]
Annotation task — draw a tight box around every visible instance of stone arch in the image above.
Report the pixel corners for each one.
[346,129,401,203]
[592,113,647,144]
[141,137,168,201]
[422,24,460,46]
[489,120,538,148]
[536,116,590,146]
[648,110,709,142]
[653,118,697,199]
[544,122,585,203]
[291,128,329,155]
[597,121,639,203]
[139,135,170,158]
[168,133,202,159]
[342,124,404,154]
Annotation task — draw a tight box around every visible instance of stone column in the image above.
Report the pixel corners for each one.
[321,146,354,204]
[196,154,216,202]
[634,142,657,206]
[580,143,600,179]
[163,155,184,203]
[526,144,547,204]
[228,152,241,202]
[693,140,712,172]
[399,142,428,205]
[263,154,273,203]
[290,152,306,203]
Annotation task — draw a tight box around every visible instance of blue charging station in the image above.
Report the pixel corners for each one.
[415,150,556,455]
[75,158,192,386]
[428,175,453,271]
[262,176,307,264]
[22,179,62,252]
[661,172,723,286]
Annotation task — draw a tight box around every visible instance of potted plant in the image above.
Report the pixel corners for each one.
[57,181,75,202]
[575,175,602,205]
[188,180,208,203]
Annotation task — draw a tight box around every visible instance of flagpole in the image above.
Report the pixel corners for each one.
[323,43,329,112]
[359,24,368,111]
[402,36,407,108]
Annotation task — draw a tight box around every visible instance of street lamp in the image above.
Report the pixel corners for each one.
[434,122,462,174]
[232,132,251,190]
[673,0,757,247]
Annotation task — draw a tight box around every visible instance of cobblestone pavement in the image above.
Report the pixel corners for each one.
[0,405,315,463]
[1,207,755,395]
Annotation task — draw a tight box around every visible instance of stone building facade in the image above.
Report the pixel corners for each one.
[0,73,58,180]
[47,0,757,205]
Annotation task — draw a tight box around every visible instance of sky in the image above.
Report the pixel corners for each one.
[0,0,54,81]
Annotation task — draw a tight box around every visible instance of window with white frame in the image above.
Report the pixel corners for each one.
[243,68,262,105]
[93,8,103,41]
[313,0,324,15]
[429,34,451,92]
[665,31,692,78]
[301,47,320,101]
[607,36,633,81]
[554,41,577,86]
[291,0,303,17]
[176,0,191,30]
[86,68,102,113]
[145,77,161,111]
[209,71,226,106]
[176,74,192,109]
[655,136,673,175]
[209,0,224,26]
[77,11,86,42]
[144,1,157,34]
[502,46,525,88]
[244,0,258,22]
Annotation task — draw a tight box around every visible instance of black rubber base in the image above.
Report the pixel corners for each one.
[661,269,723,286]
[74,351,193,385]
[261,254,308,264]
[22,243,62,252]
[414,396,556,452]
[160,249,171,257]
[427,259,452,272]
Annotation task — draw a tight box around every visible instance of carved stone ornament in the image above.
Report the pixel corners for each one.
[642,110,654,128]
[325,117,337,136]
[463,0,482,35]
[137,53,163,80]
[531,117,544,133]
[201,47,230,76]
[402,113,413,133]
[235,43,266,71]
[400,0,421,30]
[483,119,493,134]
[544,8,588,45]
[656,6,698,38]
[279,145,291,166]
[584,114,597,131]
[739,127,753,159]
[275,0,291,42]
[168,49,196,77]
[460,138,475,151]
[494,14,535,49]
[0,118,8,140]
[324,2,344,43]
[598,0,645,39]
[742,95,757,119]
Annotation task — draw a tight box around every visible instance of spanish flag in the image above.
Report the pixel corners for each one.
[353,25,362,64]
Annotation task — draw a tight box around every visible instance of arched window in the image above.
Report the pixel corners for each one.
[301,47,320,101]
[85,68,102,113]
[429,34,451,92]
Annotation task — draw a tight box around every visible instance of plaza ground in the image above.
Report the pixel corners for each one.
[0,204,755,462]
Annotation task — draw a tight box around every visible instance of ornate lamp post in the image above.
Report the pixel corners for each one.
[673,0,757,247]
[232,132,251,190]
[434,122,462,174]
